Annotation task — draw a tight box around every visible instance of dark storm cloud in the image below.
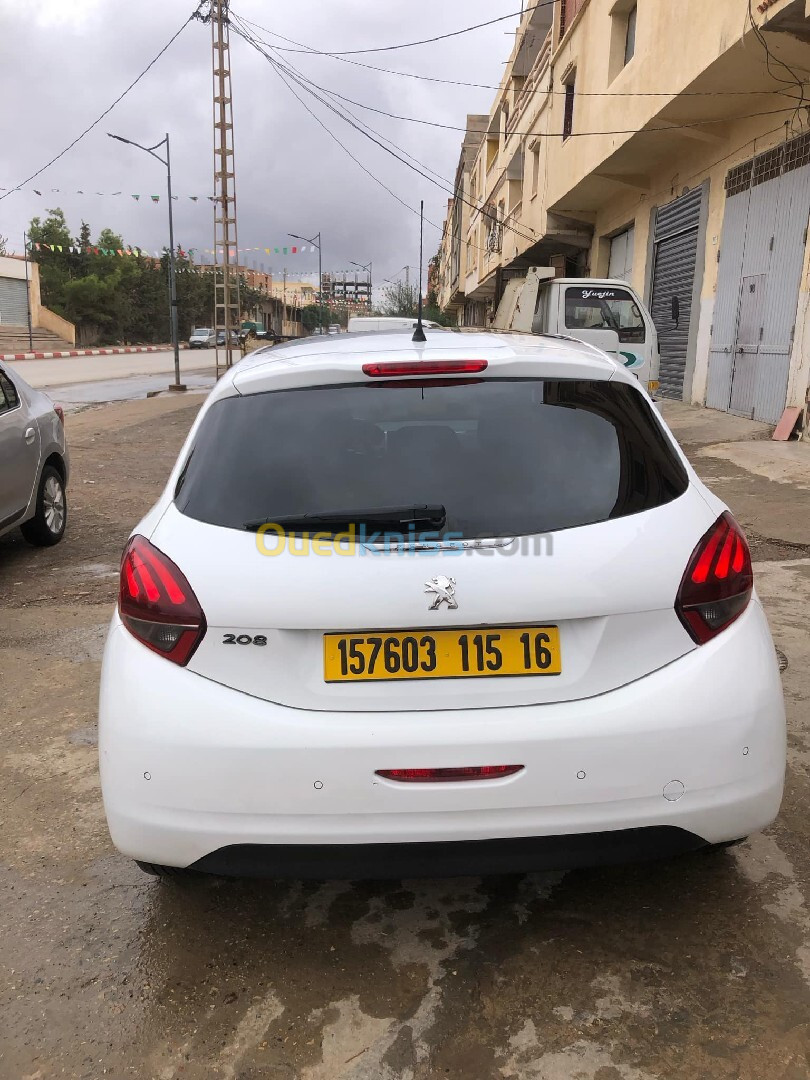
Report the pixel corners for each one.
[0,0,517,283]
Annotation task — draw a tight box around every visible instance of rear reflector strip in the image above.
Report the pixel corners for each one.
[376,765,523,783]
[363,359,488,377]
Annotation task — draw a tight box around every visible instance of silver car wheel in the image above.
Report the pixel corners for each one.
[43,474,65,534]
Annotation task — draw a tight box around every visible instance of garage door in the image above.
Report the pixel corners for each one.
[650,188,704,399]
[706,132,810,423]
[0,276,29,325]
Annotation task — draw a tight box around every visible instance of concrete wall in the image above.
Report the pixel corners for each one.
[37,306,76,346]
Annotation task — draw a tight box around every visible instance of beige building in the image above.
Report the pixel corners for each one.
[439,0,810,427]
[266,278,318,307]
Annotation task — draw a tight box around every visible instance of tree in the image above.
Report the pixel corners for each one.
[28,208,72,250]
[28,208,75,308]
[97,227,125,253]
[26,208,215,344]
[61,273,118,329]
[379,280,418,317]
[301,303,327,333]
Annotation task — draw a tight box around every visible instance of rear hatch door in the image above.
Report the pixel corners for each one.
[151,370,708,711]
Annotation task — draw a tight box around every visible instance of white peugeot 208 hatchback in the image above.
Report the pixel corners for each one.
[99,330,786,879]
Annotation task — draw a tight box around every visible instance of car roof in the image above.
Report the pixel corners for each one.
[220,329,633,400]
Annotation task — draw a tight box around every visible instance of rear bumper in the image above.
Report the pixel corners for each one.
[189,828,708,879]
[99,602,786,875]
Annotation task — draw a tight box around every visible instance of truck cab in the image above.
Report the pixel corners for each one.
[494,268,660,395]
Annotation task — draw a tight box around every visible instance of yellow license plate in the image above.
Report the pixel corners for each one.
[323,626,561,682]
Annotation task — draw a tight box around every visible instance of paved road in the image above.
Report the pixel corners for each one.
[0,397,808,1079]
[10,346,220,389]
[9,347,221,412]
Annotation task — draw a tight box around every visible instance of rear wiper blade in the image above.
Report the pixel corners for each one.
[243,504,447,533]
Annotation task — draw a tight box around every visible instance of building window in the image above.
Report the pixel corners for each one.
[532,146,541,194]
[624,4,637,65]
[563,81,576,141]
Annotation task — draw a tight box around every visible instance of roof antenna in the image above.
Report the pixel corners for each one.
[412,199,426,342]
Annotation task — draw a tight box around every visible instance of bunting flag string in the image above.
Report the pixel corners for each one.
[29,242,200,259]
[0,185,214,202]
[27,240,319,260]
[202,245,319,255]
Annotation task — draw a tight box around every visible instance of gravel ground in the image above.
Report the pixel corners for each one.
[1,393,809,1080]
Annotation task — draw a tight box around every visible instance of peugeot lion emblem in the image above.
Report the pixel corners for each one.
[425,575,458,610]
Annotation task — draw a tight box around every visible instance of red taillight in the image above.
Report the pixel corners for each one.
[53,404,64,425]
[119,535,206,665]
[363,360,488,377]
[376,765,523,783]
[675,512,753,645]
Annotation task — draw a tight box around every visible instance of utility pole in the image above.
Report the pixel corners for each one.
[22,231,33,351]
[201,0,241,374]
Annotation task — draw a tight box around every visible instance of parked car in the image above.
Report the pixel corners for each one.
[99,330,786,880]
[327,324,342,335]
[188,328,215,349]
[216,329,239,347]
[0,363,69,546]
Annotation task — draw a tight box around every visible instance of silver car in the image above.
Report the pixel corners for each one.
[189,328,215,349]
[0,363,69,546]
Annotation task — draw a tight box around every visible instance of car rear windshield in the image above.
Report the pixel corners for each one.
[175,379,688,538]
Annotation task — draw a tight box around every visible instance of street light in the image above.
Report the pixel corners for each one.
[350,260,372,310]
[289,231,323,334]
[108,131,184,391]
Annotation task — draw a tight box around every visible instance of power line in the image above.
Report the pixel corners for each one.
[232,19,538,247]
[0,11,197,204]
[230,13,451,191]
[746,0,807,135]
[234,16,804,140]
[236,13,798,100]
[232,19,529,258]
[249,36,433,228]
[258,1,551,56]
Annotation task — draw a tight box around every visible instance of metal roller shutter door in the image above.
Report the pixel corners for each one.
[650,189,703,399]
[0,277,28,325]
[707,133,810,423]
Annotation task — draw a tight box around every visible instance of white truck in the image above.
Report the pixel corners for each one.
[347,316,442,334]
[494,267,660,395]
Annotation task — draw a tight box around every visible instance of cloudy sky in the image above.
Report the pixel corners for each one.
[0,0,520,287]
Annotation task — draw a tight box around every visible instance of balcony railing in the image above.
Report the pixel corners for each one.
[507,29,553,136]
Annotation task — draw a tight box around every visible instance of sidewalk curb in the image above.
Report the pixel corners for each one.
[0,345,188,362]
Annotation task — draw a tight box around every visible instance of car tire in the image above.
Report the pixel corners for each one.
[135,860,198,880]
[20,464,67,547]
